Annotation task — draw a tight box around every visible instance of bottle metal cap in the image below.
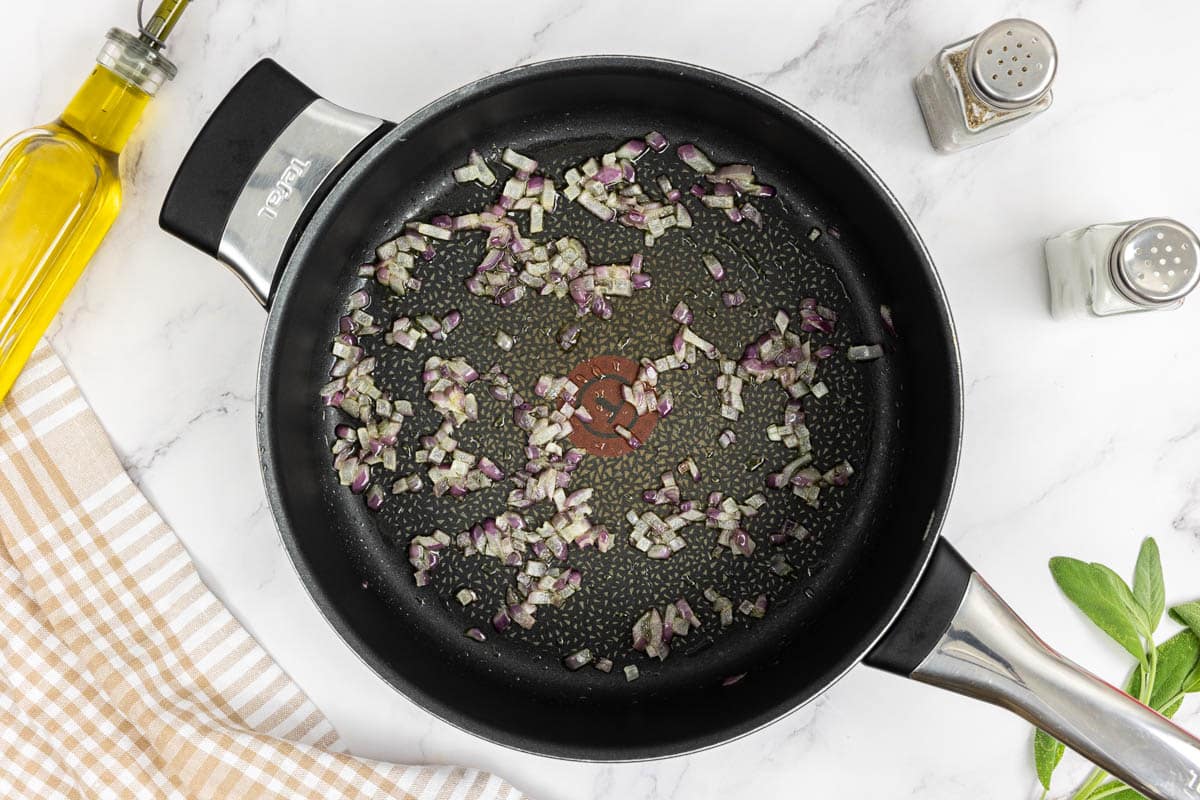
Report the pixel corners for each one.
[1109,218,1200,306]
[967,19,1057,109]
[98,28,177,95]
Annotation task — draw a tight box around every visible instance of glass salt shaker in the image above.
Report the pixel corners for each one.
[1045,218,1200,318]
[914,18,1057,153]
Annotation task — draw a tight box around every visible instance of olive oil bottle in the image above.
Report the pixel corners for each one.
[0,1,188,400]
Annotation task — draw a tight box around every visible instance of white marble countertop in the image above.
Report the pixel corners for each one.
[8,1,1200,797]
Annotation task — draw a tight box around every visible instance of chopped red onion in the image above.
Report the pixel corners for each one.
[704,587,734,627]
[501,147,538,174]
[391,473,423,494]
[558,323,582,351]
[410,221,452,241]
[347,289,370,311]
[847,344,883,361]
[465,627,486,642]
[656,390,674,417]
[365,483,384,510]
[702,195,735,209]
[729,529,755,557]
[675,598,701,628]
[678,457,700,482]
[702,253,726,282]
[438,310,462,339]
[703,493,767,557]
[880,304,897,337]
[644,131,669,153]
[722,290,746,308]
[578,192,616,221]
[454,150,497,187]
[408,530,451,586]
[477,456,505,481]
[631,599,698,663]
[709,163,753,185]
[470,150,497,186]
[563,648,594,670]
[677,143,716,174]
[824,460,855,486]
[616,139,648,161]
[624,664,640,682]
[671,301,693,324]
[716,361,744,422]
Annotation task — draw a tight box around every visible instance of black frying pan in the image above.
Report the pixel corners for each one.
[161,57,1200,798]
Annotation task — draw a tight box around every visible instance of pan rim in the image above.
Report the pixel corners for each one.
[256,53,964,761]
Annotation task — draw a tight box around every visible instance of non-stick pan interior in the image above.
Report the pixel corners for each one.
[260,58,960,758]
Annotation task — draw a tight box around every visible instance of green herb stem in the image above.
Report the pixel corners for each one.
[1140,642,1159,706]
[1158,690,1187,713]
[1070,768,1110,800]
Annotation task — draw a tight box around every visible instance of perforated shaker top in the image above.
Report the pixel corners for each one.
[1110,219,1200,306]
[967,19,1057,109]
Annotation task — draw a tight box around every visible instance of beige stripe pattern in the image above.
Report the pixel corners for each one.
[0,342,526,800]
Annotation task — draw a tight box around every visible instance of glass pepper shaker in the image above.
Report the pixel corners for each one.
[1045,218,1200,318]
[914,18,1057,153]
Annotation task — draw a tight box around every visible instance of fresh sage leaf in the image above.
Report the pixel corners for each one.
[1081,779,1145,800]
[1179,659,1200,697]
[1170,600,1200,635]
[1168,603,1200,695]
[1049,557,1149,667]
[1132,537,1165,631]
[1033,728,1064,791]
[1037,541,1197,800]
[1126,629,1200,711]
[1091,562,1153,639]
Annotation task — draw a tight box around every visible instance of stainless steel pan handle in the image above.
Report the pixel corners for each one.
[160,60,387,307]
[869,541,1200,800]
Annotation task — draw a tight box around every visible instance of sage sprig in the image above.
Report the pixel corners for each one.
[1034,537,1200,800]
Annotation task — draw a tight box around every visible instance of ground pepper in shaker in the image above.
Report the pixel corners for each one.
[914,18,1057,153]
[1045,218,1200,318]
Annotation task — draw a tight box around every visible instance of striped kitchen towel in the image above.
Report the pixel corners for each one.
[0,342,526,800]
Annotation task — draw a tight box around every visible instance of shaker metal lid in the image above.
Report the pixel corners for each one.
[967,19,1057,109]
[1110,218,1200,306]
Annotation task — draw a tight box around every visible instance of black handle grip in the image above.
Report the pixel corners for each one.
[160,59,318,257]
[864,538,974,675]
